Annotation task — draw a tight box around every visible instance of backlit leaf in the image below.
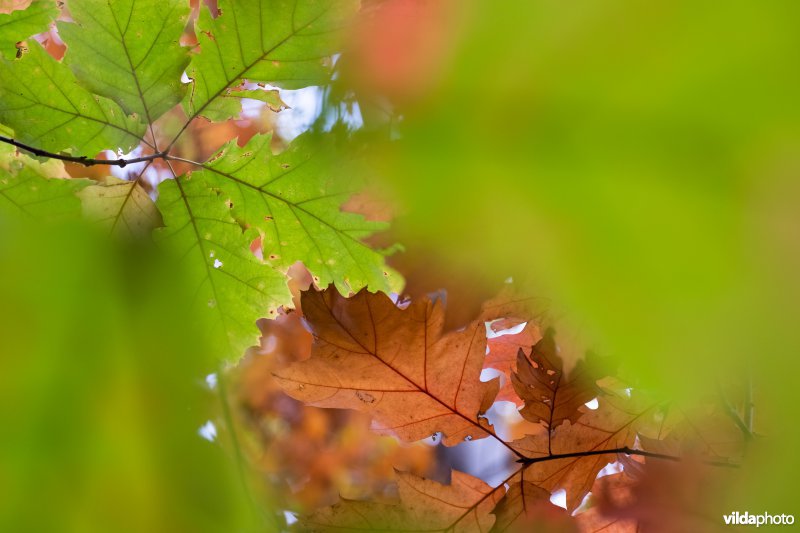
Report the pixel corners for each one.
[0,0,57,58]
[78,175,161,238]
[275,288,501,445]
[0,142,88,218]
[184,0,357,122]
[303,470,501,532]
[512,328,600,430]
[155,172,290,360]
[58,0,190,122]
[194,132,401,295]
[490,481,576,533]
[0,42,145,155]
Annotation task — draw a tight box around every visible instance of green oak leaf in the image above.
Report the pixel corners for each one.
[193,132,402,295]
[155,172,290,360]
[0,143,89,219]
[78,175,161,238]
[58,0,190,123]
[201,87,288,122]
[183,0,357,122]
[0,0,58,58]
[0,41,145,155]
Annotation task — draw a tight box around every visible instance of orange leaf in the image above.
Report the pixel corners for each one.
[491,481,577,533]
[274,288,502,446]
[511,390,665,512]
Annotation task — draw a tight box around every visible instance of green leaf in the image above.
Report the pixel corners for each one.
[0,42,145,155]
[201,87,288,122]
[0,144,89,219]
[0,0,58,58]
[78,175,161,238]
[194,132,401,295]
[154,172,290,360]
[58,0,190,123]
[183,0,357,122]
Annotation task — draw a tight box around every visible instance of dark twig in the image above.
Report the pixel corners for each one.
[0,135,166,168]
[516,445,740,468]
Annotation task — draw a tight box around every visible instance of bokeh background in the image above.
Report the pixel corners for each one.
[2,0,799,528]
[339,0,800,515]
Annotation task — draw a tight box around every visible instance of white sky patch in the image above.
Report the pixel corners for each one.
[213,259,223,269]
[283,510,298,526]
[485,319,527,340]
[275,86,324,141]
[584,397,599,410]
[106,147,148,180]
[481,399,523,441]
[198,420,217,442]
[480,367,503,382]
[597,461,623,478]
[550,489,567,509]
[205,373,217,390]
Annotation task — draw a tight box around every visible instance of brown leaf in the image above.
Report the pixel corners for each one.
[576,461,739,533]
[485,320,541,404]
[510,389,666,512]
[574,472,639,533]
[274,288,501,446]
[302,470,502,532]
[512,328,600,430]
[491,481,577,533]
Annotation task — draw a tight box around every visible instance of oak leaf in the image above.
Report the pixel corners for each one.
[512,328,599,430]
[485,318,540,404]
[574,472,638,533]
[510,388,667,512]
[274,288,501,445]
[490,481,576,533]
[301,470,501,532]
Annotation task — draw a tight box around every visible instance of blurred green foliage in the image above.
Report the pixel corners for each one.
[0,215,261,532]
[379,0,800,512]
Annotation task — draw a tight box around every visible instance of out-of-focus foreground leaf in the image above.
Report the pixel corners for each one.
[0,215,261,531]
[303,470,501,532]
[368,0,800,511]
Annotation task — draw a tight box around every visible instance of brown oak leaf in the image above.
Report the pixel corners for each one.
[274,288,501,445]
[485,319,541,404]
[512,328,600,430]
[510,388,667,512]
[490,481,577,533]
[301,469,502,532]
[574,472,639,532]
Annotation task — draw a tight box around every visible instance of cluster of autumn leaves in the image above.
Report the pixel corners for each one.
[231,273,747,532]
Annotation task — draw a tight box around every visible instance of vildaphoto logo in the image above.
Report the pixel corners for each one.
[723,512,795,527]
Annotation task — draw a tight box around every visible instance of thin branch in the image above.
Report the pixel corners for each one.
[0,135,166,168]
[744,376,754,434]
[516,445,739,468]
[717,382,753,441]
